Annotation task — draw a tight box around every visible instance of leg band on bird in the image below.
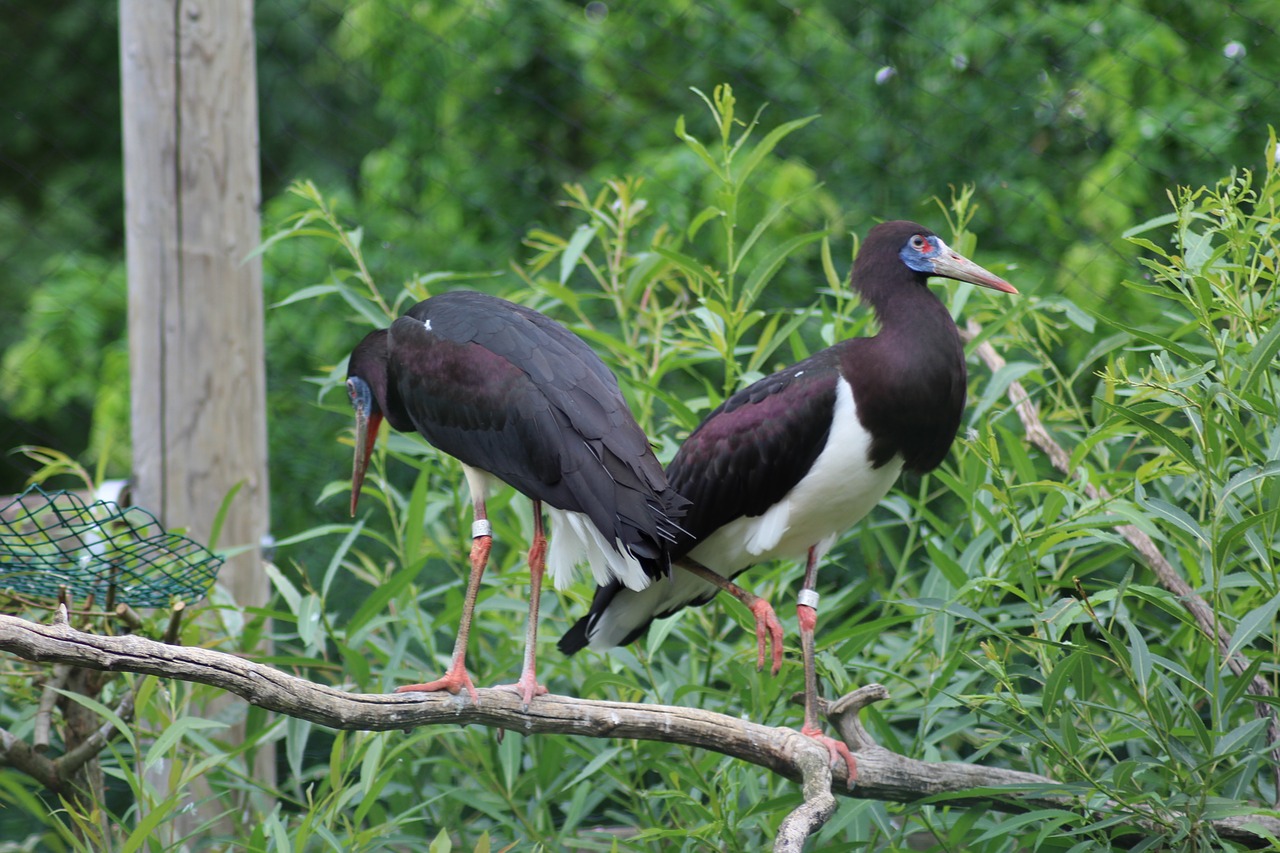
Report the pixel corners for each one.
[396,501,493,702]
[795,545,855,785]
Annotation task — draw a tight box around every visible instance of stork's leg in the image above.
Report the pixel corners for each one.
[677,557,785,676]
[495,501,550,708]
[797,546,857,786]
[395,501,492,703]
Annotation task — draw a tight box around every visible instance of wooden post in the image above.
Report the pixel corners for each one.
[120,0,274,825]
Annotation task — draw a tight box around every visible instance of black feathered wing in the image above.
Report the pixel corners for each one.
[389,293,684,579]
[667,351,842,554]
[559,350,847,653]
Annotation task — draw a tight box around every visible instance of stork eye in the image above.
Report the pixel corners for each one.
[910,234,929,251]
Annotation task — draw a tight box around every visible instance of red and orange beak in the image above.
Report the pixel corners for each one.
[347,377,383,516]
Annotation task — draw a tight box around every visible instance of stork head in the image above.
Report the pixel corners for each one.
[346,330,392,516]
[891,223,1018,294]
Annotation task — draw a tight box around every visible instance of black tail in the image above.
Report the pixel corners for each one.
[557,580,628,655]
[557,614,593,655]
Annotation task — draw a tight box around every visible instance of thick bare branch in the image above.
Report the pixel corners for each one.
[2,612,1278,845]
[0,725,60,790]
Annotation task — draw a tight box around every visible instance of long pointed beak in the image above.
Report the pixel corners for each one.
[348,377,382,516]
[932,250,1018,294]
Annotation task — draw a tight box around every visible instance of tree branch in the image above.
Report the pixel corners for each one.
[2,612,1278,846]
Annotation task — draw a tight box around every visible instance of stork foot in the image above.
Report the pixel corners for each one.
[748,597,785,676]
[800,724,857,787]
[395,666,480,705]
[494,676,548,709]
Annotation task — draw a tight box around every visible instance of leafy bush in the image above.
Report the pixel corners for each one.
[4,93,1278,852]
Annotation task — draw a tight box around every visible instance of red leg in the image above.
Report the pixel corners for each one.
[495,501,550,707]
[678,557,785,676]
[796,546,856,786]
[395,502,492,703]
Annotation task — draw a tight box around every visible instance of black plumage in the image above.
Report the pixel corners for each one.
[559,221,1016,780]
[347,290,686,704]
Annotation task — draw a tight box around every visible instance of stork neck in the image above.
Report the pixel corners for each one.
[854,266,958,348]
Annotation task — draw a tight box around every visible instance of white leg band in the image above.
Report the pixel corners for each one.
[797,589,820,609]
[472,519,493,539]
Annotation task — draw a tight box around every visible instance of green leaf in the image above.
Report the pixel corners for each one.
[1098,401,1198,469]
[736,186,823,267]
[738,231,827,310]
[746,310,811,375]
[687,205,723,241]
[561,745,624,791]
[334,276,394,327]
[559,223,598,285]
[1123,211,1182,238]
[970,361,1038,425]
[735,115,819,187]
[120,794,183,853]
[1218,461,1280,505]
[1140,496,1207,546]
[297,593,323,648]
[207,480,245,553]
[1224,589,1280,662]
[1121,615,1152,698]
[322,518,365,601]
[429,827,453,853]
[498,728,522,791]
[271,282,342,309]
[144,717,229,769]
[286,715,312,784]
[1089,310,1200,362]
[1244,320,1280,394]
[266,562,302,617]
[673,115,727,182]
[654,246,718,288]
[971,809,1080,842]
[52,689,137,751]
[404,467,431,567]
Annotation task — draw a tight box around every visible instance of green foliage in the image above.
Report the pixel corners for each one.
[10,93,1280,850]
[4,3,1280,845]
[0,255,130,477]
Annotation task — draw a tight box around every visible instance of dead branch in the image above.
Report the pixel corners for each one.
[2,612,1278,848]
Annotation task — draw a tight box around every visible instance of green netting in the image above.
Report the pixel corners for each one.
[0,486,223,608]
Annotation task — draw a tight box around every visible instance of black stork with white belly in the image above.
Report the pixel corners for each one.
[559,220,1017,780]
[347,290,687,706]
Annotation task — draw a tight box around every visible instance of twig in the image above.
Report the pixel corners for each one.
[2,612,1278,845]
[34,663,70,752]
[164,601,186,645]
[965,319,1280,803]
[57,687,138,779]
[115,603,144,633]
[821,683,888,752]
[774,731,837,853]
[0,725,59,790]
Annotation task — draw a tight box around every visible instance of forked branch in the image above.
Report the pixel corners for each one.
[2,612,1277,849]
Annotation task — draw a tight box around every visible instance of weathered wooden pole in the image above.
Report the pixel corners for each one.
[119,0,274,826]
